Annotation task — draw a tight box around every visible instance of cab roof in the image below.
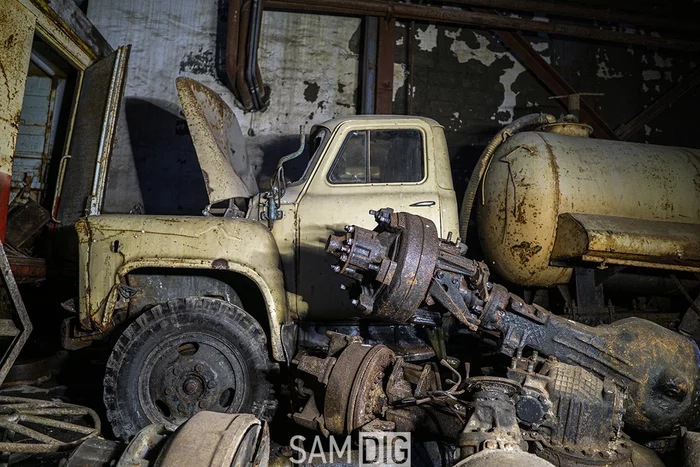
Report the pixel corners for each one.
[317,115,443,133]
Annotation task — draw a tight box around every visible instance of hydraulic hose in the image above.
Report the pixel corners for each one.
[459,112,556,240]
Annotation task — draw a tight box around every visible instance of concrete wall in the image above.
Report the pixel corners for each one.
[88,0,699,215]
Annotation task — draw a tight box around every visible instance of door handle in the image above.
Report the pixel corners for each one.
[410,200,436,207]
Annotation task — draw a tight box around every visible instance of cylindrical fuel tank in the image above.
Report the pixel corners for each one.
[476,131,700,287]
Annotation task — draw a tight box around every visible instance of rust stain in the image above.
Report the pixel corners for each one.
[201,169,214,195]
[30,0,100,62]
[510,241,542,264]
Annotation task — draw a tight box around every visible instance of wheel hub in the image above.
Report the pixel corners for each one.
[182,376,204,396]
[140,333,245,428]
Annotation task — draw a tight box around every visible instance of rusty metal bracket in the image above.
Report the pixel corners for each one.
[0,241,32,387]
[0,395,100,453]
[50,155,72,224]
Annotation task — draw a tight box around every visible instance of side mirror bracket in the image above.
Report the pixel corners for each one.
[263,125,305,228]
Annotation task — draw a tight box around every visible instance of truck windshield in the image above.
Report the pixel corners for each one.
[288,127,330,186]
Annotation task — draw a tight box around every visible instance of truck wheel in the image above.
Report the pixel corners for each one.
[103,297,276,440]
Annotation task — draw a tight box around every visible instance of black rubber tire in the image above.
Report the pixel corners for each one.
[103,297,276,441]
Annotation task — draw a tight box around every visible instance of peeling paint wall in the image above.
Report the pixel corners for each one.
[88,1,361,214]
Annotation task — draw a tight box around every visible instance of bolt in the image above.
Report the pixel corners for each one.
[452,278,459,285]
[352,299,359,307]
[183,377,203,395]
[172,367,180,376]
[195,364,204,373]
[344,225,354,233]
[340,284,347,290]
[341,246,350,253]
[208,381,216,389]
[199,401,208,409]
[486,282,493,290]
[512,301,523,309]
[369,210,377,216]
[345,238,353,245]
[368,263,379,271]
[436,271,444,279]
[331,265,341,272]
[178,404,186,413]
[165,387,174,395]
[340,254,348,262]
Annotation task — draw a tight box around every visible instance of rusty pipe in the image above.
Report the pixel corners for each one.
[236,0,255,109]
[226,0,242,101]
[245,0,267,109]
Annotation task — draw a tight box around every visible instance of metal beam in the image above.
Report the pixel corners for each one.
[361,17,378,114]
[440,0,697,33]
[475,9,618,140]
[375,17,394,114]
[615,68,700,141]
[265,0,700,51]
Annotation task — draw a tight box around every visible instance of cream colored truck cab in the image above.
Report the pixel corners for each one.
[74,78,458,439]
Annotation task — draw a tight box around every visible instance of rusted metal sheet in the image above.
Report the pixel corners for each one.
[5,198,50,250]
[29,0,112,58]
[88,46,129,216]
[264,0,700,51]
[0,2,36,241]
[476,131,700,287]
[552,213,700,273]
[56,45,130,225]
[18,0,105,69]
[176,77,257,203]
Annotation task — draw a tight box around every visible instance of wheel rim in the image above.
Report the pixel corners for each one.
[138,331,247,429]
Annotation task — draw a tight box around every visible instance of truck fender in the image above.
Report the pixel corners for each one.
[76,215,290,361]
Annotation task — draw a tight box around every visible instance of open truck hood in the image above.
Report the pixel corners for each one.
[176,78,258,204]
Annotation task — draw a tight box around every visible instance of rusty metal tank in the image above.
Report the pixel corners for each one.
[476,127,700,287]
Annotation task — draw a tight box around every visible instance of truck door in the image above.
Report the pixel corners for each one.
[296,120,443,319]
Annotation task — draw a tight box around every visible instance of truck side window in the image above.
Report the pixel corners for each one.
[328,130,368,183]
[328,129,424,184]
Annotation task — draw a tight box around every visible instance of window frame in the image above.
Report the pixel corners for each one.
[326,127,428,186]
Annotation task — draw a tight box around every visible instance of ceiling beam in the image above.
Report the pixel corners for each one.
[265,0,700,51]
[615,68,700,140]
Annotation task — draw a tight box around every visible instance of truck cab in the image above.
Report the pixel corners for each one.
[260,115,459,320]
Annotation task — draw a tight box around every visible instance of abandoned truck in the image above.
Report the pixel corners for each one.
[65,77,700,446]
